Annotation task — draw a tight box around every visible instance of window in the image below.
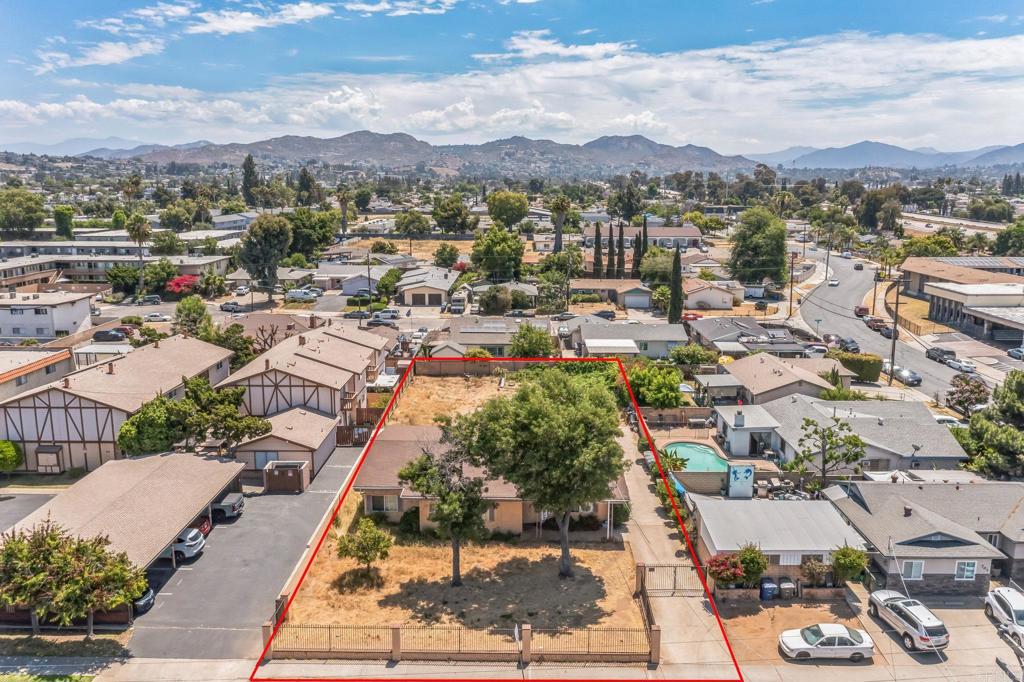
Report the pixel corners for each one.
[901,560,924,580]
[954,561,977,581]
[216,361,224,370]
[575,502,595,514]
[487,507,496,522]
[9,309,23,316]
[638,341,649,351]
[11,327,21,335]
[34,308,47,315]
[44,365,57,374]
[367,495,398,513]
[767,554,781,565]
[35,328,46,335]
[15,376,27,386]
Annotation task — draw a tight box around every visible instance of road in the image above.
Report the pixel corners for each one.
[798,246,958,398]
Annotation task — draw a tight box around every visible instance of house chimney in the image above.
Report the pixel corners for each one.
[903,506,913,517]
[734,410,744,427]
[107,363,114,375]
[62,377,70,388]
[309,314,316,327]
[327,318,333,327]
[298,335,306,346]
[265,358,271,370]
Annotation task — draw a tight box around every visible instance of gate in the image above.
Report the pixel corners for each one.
[640,564,704,596]
[336,425,371,446]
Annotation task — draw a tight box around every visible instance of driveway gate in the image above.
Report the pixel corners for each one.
[639,564,705,596]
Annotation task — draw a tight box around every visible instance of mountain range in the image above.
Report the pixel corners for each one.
[4,133,1024,174]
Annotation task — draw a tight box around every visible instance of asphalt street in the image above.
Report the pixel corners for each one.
[798,246,959,398]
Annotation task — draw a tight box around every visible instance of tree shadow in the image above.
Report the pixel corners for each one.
[332,567,385,593]
[378,556,611,629]
[0,634,131,661]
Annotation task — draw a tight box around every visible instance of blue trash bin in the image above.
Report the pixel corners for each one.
[759,576,779,601]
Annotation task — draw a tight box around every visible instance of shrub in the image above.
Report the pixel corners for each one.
[0,440,23,478]
[831,545,869,585]
[120,315,143,326]
[706,553,744,585]
[570,293,602,303]
[800,557,830,587]
[736,543,769,587]
[488,530,518,542]
[826,350,883,382]
[397,507,420,536]
[464,348,493,358]
[337,517,394,574]
[367,512,390,527]
[612,503,631,526]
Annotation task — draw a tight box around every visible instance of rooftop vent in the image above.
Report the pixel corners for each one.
[903,506,913,517]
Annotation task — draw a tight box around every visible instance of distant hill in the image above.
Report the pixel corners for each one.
[789,141,1011,169]
[1,136,149,156]
[81,140,213,160]
[968,143,1024,166]
[134,131,753,176]
[745,146,819,166]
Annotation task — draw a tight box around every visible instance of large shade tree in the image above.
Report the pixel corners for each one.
[238,214,292,301]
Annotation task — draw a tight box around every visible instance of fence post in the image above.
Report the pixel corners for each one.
[520,623,531,665]
[635,563,645,595]
[391,623,402,662]
[261,621,274,659]
[649,625,661,666]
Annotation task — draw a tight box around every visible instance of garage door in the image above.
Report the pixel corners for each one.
[428,293,443,305]
[411,293,426,306]
[624,293,650,308]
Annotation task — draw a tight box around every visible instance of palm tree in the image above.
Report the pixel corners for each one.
[121,174,142,213]
[125,213,151,297]
[336,188,352,235]
[548,194,571,254]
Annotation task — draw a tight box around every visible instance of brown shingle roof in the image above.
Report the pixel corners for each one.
[240,407,339,450]
[900,257,1024,285]
[725,353,838,396]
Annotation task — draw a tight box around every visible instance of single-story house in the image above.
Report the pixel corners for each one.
[570,320,688,360]
[687,317,805,357]
[683,279,733,310]
[690,495,866,581]
[226,267,316,289]
[353,425,629,535]
[900,257,1024,300]
[440,316,551,358]
[466,281,540,308]
[233,407,339,482]
[568,279,653,309]
[704,354,853,406]
[313,263,391,294]
[825,481,1024,594]
[396,267,457,306]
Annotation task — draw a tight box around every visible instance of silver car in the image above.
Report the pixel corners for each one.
[868,590,949,651]
[985,587,1024,647]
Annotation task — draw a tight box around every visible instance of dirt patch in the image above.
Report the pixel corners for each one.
[288,538,642,629]
[885,286,953,335]
[718,600,868,664]
[389,375,505,425]
[347,238,474,263]
[0,631,130,658]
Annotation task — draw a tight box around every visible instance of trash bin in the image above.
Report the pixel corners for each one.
[778,577,797,599]
[759,576,779,601]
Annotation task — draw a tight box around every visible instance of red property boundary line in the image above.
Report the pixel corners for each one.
[250,356,745,682]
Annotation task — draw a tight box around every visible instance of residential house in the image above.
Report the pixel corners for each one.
[687,317,805,357]
[467,281,539,308]
[689,495,866,581]
[825,481,1024,594]
[697,354,852,406]
[396,267,456,306]
[532,233,585,253]
[0,335,232,473]
[226,266,315,289]
[582,224,702,249]
[353,424,629,535]
[683,279,734,310]
[233,407,339,482]
[313,263,390,294]
[0,348,75,402]
[568,321,689,359]
[568,279,652,309]
[0,291,94,342]
[435,316,551,358]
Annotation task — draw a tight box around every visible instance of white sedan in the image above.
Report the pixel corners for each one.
[828,279,840,287]
[778,623,874,662]
[143,312,171,323]
[946,358,977,373]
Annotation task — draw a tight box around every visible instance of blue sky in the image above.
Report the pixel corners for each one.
[3,1,1024,152]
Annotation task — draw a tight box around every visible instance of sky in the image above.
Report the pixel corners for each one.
[2,0,1024,153]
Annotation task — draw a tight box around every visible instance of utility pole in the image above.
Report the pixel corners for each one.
[871,276,879,316]
[787,252,798,319]
[802,223,808,259]
[888,277,904,387]
[823,222,835,283]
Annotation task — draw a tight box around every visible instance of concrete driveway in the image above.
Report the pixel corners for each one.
[0,493,52,531]
[128,446,362,660]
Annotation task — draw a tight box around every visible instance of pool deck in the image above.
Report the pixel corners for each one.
[648,426,781,474]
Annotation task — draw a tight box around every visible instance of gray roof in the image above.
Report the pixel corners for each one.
[469,281,539,296]
[695,373,743,388]
[691,496,865,554]
[578,322,689,343]
[824,482,1010,560]
[449,316,548,347]
[397,266,458,292]
[688,317,774,342]
[760,395,968,461]
[314,262,390,279]
[937,256,1024,269]
[714,404,779,429]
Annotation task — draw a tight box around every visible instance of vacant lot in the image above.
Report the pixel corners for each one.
[347,238,475,262]
[289,537,642,630]
[389,375,505,425]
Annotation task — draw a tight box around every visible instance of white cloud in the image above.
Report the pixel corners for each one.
[186,2,333,34]
[34,39,166,74]
[406,97,574,133]
[474,29,634,62]
[575,28,596,35]
[611,111,670,135]
[341,0,460,16]
[977,14,1008,23]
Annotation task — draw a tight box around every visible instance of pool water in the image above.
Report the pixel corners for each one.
[664,442,729,472]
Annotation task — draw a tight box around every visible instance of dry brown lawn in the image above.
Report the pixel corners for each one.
[289,536,642,629]
[347,238,474,262]
[388,375,505,425]
[718,601,868,664]
[885,286,953,334]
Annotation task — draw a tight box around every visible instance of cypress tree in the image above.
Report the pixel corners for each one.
[592,222,604,278]
[631,230,642,278]
[641,214,649,261]
[616,223,626,278]
[668,245,682,324]
[606,224,616,278]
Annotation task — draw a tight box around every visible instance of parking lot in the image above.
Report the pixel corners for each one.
[0,493,53,531]
[128,446,361,659]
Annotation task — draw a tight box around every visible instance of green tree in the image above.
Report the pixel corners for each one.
[220,198,247,214]
[337,518,393,576]
[993,220,1024,256]
[239,214,292,302]
[630,229,642,278]
[58,533,147,638]
[376,268,403,299]
[354,187,373,213]
[106,264,142,295]
[433,243,460,268]
[900,234,958,259]
[670,343,718,366]
[486,190,529,230]
[117,396,198,454]
[394,210,431,252]
[432,193,479,233]
[728,207,787,284]
[296,167,321,206]
[615,224,626,278]
[548,194,571,253]
[182,377,270,450]
[508,324,554,358]
[200,322,256,370]
[142,258,177,293]
[53,205,75,239]
[627,360,682,408]
[592,223,604,277]
[639,245,673,284]
[605,225,616,278]
[651,285,670,313]
[335,188,352,235]
[195,272,228,298]
[0,440,23,479]
[173,295,212,336]
[958,370,1024,478]
[0,188,45,237]
[668,246,682,324]
[286,207,336,258]
[608,184,644,223]
[471,227,524,282]
[830,546,868,585]
[785,417,866,487]
[151,230,185,256]
[111,209,127,231]
[398,419,490,586]
[241,154,259,206]
[464,347,492,359]
[454,368,625,576]
[159,205,192,233]
[478,285,511,315]
[736,543,769,588]
[125,213,151,296]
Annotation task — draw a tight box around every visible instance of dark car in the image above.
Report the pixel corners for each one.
[880,326,899,339]
[219,301,243,312]
[504,310,535,318]
[133,586,156,615]
[367,319,398,329]
[93,329,126,342]
[895,368,922,386]
[854,262,864,271]
[551,312,576,321]
[343,310,372,319]
[926,346,956,363]
[754,300,768,311]
[839,337,860,353]
[594,310,616,321]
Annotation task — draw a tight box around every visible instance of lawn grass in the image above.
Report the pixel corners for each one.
[0,469,86,490]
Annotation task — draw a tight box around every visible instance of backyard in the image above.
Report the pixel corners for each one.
[346,238,474,262]
[388,375,505,425]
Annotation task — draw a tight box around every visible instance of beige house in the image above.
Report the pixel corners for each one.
[720,354,852,405]
[353,425,629,535]
[233,407,339,481]
[568,279,652,309]
[683,279,734,310]
[0,336,232,473]
[0,348,75,402]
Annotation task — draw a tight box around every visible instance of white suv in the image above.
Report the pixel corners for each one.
[868,590,949,651]
[986,587,1024,647]
[160,528,206,563]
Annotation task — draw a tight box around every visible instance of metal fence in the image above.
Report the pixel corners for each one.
[531,627,650,661]
[272,624,391,656]
[639,563,705,596]
[401,626,519,659]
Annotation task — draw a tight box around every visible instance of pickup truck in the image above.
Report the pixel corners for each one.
[211,492,245,521]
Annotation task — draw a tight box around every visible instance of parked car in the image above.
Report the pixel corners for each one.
[144,312,171,323]
[367,319,398,329]
[827,279,840,286]
[343,310,371,319]
[551,312,576,321]
[285,289,317,302]
[189,515,212,537]
[211,492,245,522]
[219,301,243,312]
[299,286,324,297]
[866,317,889,331]
[135,295,162,306]
[933,414,967,427]
[778,623,874,661]
[882,359,899,375]
[93,329,126,342]
[91,306,101,316]
[133,585,156,615]
[839,338,860,353]
[804,344,828,357]
[894,367,922,386]
[754,300,768,311]
[374,308,401,320]
[234,286,250,296]
[880,325,899,339]
[112,325,136,337]
[946,358,977,373]
[822,333,841,345]
[985,587,1024,647]
[594,310,616,321]
[1008,347,1024,361]
[504,310,534,318]
[854,262,864,271]
[160,528,206,563]
[853,305,869,317]
[840,251,852,258]
[868,590,949,651]
[682,312,703,321]
[926,347,956,363]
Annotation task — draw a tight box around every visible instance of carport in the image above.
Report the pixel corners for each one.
[13,452,244,573]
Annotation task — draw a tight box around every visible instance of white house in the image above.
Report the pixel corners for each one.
[0,291,94,342]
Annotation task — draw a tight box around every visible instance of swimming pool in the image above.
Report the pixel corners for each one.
[663,442,729,472]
